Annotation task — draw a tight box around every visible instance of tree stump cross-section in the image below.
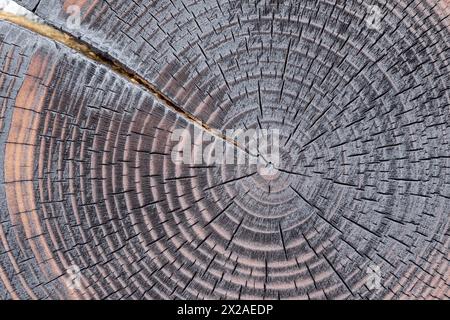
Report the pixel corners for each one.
[0,0,449,300]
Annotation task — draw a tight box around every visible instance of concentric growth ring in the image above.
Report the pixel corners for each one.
[0,0,449,300]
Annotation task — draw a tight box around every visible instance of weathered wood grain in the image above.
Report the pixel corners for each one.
[0,0,449,300]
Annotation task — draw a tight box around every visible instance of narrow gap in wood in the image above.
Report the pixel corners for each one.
[0,11,260,161]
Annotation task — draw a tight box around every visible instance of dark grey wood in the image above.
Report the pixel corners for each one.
[0,0,448,299]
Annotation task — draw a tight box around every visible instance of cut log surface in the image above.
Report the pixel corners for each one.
[0,0,449,299]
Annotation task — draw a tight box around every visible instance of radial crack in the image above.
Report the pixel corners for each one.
[0,11,257,161]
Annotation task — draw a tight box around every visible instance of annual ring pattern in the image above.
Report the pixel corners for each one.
[0,0,449,300]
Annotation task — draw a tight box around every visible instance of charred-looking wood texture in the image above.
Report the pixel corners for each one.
[0,0,449,300]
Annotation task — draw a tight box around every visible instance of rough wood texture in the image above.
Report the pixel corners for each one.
[0,0,449,299]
